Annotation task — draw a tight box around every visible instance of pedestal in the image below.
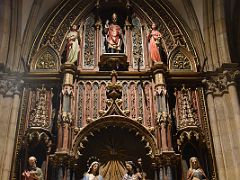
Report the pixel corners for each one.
[99,53,129,71]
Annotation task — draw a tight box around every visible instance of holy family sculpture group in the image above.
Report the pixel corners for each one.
[22,156,207,180]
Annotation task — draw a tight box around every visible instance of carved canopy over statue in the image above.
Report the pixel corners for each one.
[104,13,124,53]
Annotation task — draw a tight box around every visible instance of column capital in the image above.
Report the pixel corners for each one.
[0,79,24,96]
[151,62,168,74]
[223,70,240,86]
[60,62,77,74]
[203,69,240,95]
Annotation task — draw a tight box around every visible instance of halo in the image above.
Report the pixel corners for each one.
[87,156,100,168]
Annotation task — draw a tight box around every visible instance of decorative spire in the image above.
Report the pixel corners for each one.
[99,71,129,117]
[106,70,122,100]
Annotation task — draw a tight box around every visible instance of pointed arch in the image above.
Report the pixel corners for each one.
[30,44,60,71]
[168,46,197,72]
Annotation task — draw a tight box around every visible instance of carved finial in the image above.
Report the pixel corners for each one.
[106,71,122,100]
[111,70,118,84]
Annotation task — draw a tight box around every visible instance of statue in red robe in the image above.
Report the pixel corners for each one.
[104,13,124,53]
[147,23,162,63]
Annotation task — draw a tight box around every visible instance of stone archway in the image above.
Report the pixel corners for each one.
[72,115,158,179]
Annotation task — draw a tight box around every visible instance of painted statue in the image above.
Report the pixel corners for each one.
[187,157,207,180]
[22,156,44,180]
[65,24,80,63]
[104,13,124,53]
[146,23,162,63]
[122,161,143,180]
[82,161,103,180]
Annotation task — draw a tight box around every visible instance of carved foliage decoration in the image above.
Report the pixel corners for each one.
[31,45,60,71]
[129,83,137,119]
[169,47,197,72]
[132,17,144,69]
[122,82,128,110]
[202,70,240,95]
[93,83,99,119]
[83,15,95,69]
[0,79,23,96]
[78,82,85,127]
[76,80,154,128]
[100,83,107,111]
[28,86,52,129]
[172,52,191,70]
[137,83,144,120]
[144,82,153,127]
[175,85,200,129]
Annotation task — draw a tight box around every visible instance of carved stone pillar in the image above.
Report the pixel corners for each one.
[0,79,23,180]
[223,70,240,139]
[152,63,179,180]
[51,63,77,180]
[202,84,226,179]
[57,63,76,152]
[152,63,172,151]
[95,18,102,69]
[203,69,240,179]
[125,19,133,71]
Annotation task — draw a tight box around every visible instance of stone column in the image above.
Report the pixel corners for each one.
[159,166,164,180]
[95,12,102,70]
[57,63,76,152]
[152,63,177,180]
[224,70,240,139]
[125,19,133,71]
[223,70,240,177]
[167,166,172,180]
[203,79,226,179]
[53,63,76,180]
[0,79,23,179]
[1,91,21,179]
[153,63,173,151]
[153,163,158,180]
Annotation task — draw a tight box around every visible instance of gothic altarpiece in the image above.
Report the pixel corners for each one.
[9,0,224,179]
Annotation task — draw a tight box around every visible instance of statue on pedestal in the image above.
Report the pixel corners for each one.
[104,13,124,53]
[65,25,80,64]
[147,23,163,63]
[22,156,44,180]
[187,157,207,180]
[122,161,143,180]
